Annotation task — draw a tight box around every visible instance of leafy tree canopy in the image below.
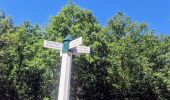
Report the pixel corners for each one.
[0,5,170,100]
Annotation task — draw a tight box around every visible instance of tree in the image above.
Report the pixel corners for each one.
[0,11,19,99]
[106,12,170,99]
[0,16,59,99]
[47,4,114,99]
[0,5,170,100]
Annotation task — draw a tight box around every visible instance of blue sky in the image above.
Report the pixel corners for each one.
[0,0,169,35]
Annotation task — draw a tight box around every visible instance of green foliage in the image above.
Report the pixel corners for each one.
[0,16,59,99]
[106,13,170,99]
[0,5,170,100]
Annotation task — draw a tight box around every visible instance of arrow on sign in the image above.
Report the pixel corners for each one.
[43,40,62,50]
[69,37,82,49]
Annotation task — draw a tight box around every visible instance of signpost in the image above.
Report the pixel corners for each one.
[43,35,90,100]
[69,37,82,49]
[43,40,62,50]
[75,46,90,54]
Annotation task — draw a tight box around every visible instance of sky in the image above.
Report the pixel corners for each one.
[0,0,170,35]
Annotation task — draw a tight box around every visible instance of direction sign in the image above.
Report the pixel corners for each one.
[43,34,90,100]
[69,37,82,49]
[74,45,90,54]
[71,48,80,56]
[43,40,62,50]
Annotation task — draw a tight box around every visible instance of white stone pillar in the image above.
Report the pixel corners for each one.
[58,53,72,100]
